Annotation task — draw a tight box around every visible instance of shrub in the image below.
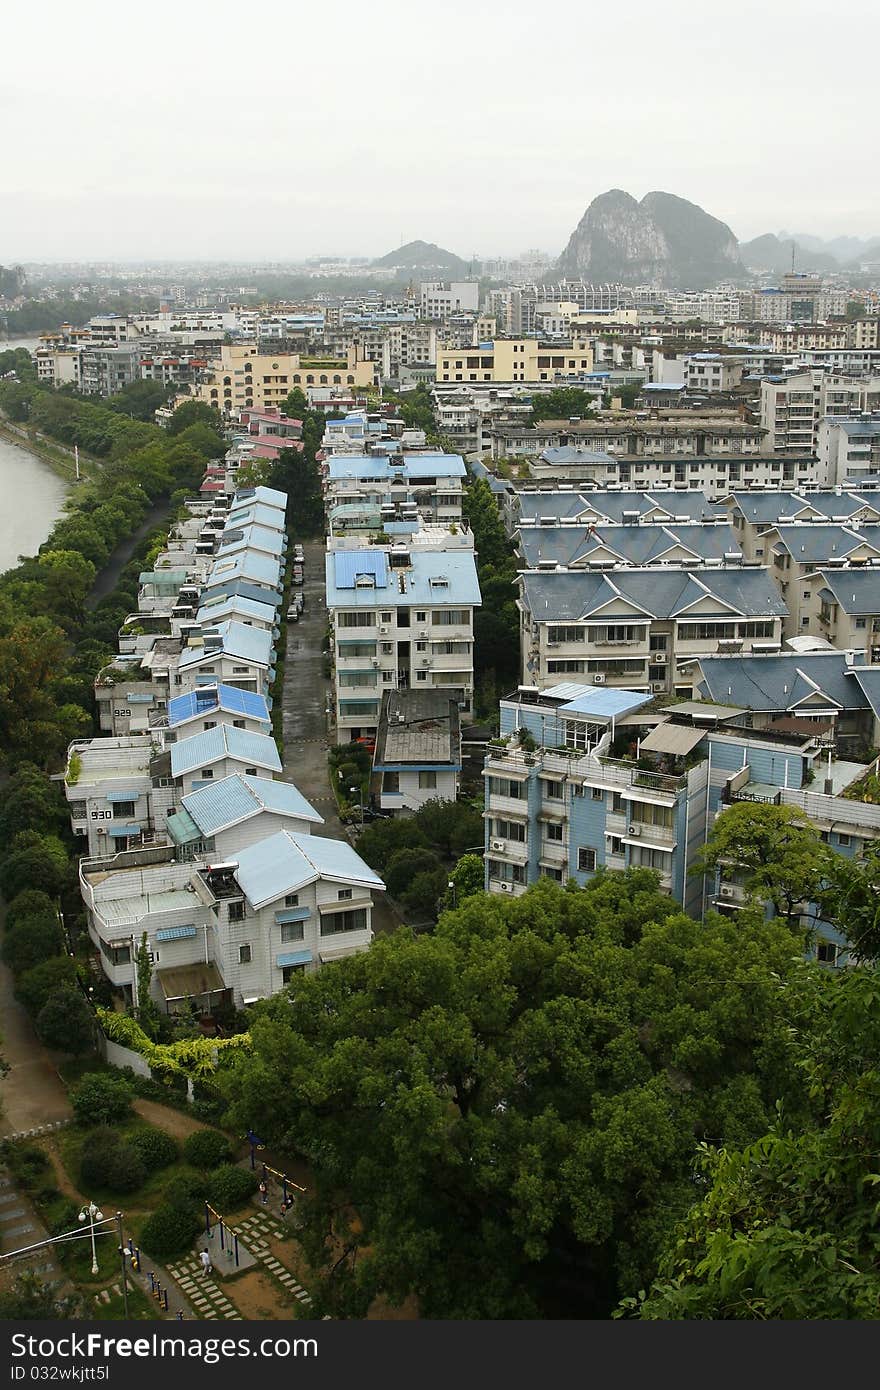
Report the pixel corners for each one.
[139,1203,202,1261]
[128,1126,179,1173]
[36,987,95,1055]
[2,1143,50,1188]
[79,1127,146,1195]
[15,956,79,1015]
[384,847,443,898]
[70,1072,133,1127]
[163,1170,209,1210]
[205,1165,258,1212]
[182,1129,232,1169]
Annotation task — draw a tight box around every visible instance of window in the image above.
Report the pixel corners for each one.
[544,780,563,800]
[282,963,305,983]
[415,611,427,622]
[113,801,136,819]
[577,847,596,873]
[280,922,304,943]
[69,801,87,820]
[284,893,299,906]
[381,612,393,623]
[320,908,367,935]
[591,787,604,802]
[238,943,252,964]
[433,610,469,626]
[545,822,563,842]
[419,771,438,790]
[837,833,852,847]
[337,888,353,900]
[229,901,246,922]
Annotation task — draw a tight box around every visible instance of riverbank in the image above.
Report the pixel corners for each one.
[0,416,90,484]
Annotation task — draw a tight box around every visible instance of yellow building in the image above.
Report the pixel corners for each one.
[435,338,593,384]
[190,344,375,414]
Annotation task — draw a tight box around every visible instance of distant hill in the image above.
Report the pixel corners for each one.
[372,240,468,278]
[742,232,847,273]
[555,190,743,288]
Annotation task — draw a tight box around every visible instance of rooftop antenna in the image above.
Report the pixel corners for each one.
[790,241,796,274]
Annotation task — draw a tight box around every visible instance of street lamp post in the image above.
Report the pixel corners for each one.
[447,880,456,909]
[349,786,365,829]
[79,1200,104,1276]
[115,1212,130,1318]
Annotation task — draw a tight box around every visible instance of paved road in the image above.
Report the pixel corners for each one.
[281,538,398,937]
[0,904,72,1138]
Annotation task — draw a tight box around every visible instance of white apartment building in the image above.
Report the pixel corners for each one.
[326,543,481,736]
[323,452,467,529]
[818,414,880,485]
[760,372,880,455]
[419,281,480,318]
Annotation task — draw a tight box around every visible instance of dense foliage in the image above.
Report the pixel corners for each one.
[182,1128,233,1169]
[220,873,808,1318]
[70,1072,134,1127]
[354,798,483,922]
[628,968,880,1318]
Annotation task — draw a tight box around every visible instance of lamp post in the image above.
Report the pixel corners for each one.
[79,1200,104,1276]
[115,1212,130,1318]
[447,880,456,909]
[349,786,365,828]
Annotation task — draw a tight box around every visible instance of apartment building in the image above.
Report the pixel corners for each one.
[63,736,173,860]
[508,488,726,534]
[419,281,480,318]
[819,414,880,485]
[725,490,880,562]
[79,832,383,1011]
[809,569,880,662]
[167,773,324,860]
[515,521,742,570]
[761,526,880,638]
[436,338,594,385]
[323,452,466,528]
[759,371,874,455]
[482,685,818,924]
[518,567,787,694]
[78,345,142,396]
[372,689,462,812]
[683,353,747,393]
[326,544,481,736]
[490,415,766,463]
[189,344,375,416]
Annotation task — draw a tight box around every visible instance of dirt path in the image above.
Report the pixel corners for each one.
[131,1098,219,1142]
[0,901,72,1138]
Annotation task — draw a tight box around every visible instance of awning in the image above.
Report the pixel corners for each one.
[274,907,310,923]
[155,925,198,942]
[639,723,707,756]
[319,945,365,963]
[167,809,201,847]
[107,823,142,837]
[622,836,675,854]
[157,960,226,1001]
[276,950,313,968]
[106,789,142,803]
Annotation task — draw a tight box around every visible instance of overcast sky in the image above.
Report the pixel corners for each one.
[3,0,878,263]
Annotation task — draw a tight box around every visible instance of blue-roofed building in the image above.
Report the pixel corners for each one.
[323,451,466,526]
[170,724,282,789]
[195,593,280,634]
[204,547,283,599]
[167,773,323,859]
[177,621,275,696]
[165,684,272,738]
[326,543,482,736]
[482,682,855,972]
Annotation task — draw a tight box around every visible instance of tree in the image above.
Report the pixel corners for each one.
[1,915,64,975]
[219,874,808,1318]
[0,763,69,841]
[823,840,880,961]
[445,853,485,907]
[70,1072,133,1127]
[15,955,79,1016]
[136,930,161,1038]
[383,848,443,898]
[36,987,95,1055]
[0,832,70,901]
[282,388,309,418]
[692,802,832,927]
[166,400,219,435]
[414,798,484,857]
[530,388,598,425]
[627,967,880,1320]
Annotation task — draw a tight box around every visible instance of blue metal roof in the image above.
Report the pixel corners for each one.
[170,726,282,777]
[332,552,389,590]
[107,823,142,837]
[327,453,466,481]
[236,485,287,509]
[226,502,287,532]
[179,621,273,672]
[544,685,654,719]
[326,549,481,609]
[207,549,282,590]
[195,595,277,626]
[234,830,384,908]
[218,524,284,557]
[200,578,283,610]
[167,683,270,728]
[182,773,322,835]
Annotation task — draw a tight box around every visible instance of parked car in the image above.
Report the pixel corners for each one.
[286,605,299,622]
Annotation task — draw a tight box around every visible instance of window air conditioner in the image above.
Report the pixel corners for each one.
[498,881,513,893]
[628,825,640,836]
[653,652,667,663]
[592,673,605,684]
[490,838,506,852]
[651,682,665,692]
[379,625,390,634]
[719,884,735,898]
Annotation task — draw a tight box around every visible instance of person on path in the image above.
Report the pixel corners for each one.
[259,1180,268,1206]
[200,1248,213,1276]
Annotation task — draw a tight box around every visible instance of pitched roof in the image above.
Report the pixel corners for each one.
[178,621,273,671]
[166,684,270,729]
[517,523,742,568]
[817,568,880,614]
[234,830,384,908]
[520,568,787,622]
[181,773,322,835]
[326,549,481,608]
[170,725,282,777]
[694,653,870,713]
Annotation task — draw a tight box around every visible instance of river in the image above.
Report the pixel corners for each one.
[0,434,69,575]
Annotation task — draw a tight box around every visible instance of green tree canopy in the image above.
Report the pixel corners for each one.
[692,802,832,926]
[530,388,598,425]
[219,874,808,1318]
[628,966,880,1319]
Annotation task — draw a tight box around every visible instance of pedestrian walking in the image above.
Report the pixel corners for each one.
[259,1180,268,1206]
[199,1248,213,1277]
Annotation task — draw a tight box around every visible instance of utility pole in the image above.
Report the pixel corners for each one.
[116,1212,130,1318]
